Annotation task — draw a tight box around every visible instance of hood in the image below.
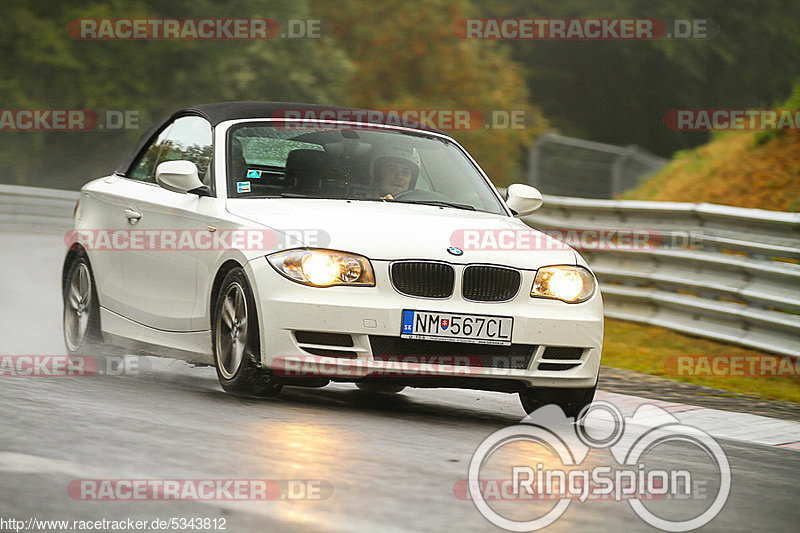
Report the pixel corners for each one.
[226,198,576,269]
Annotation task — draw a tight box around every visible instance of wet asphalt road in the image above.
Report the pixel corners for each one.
[1,230,798,532]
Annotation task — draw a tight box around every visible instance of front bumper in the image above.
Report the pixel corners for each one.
[245,257,603,390]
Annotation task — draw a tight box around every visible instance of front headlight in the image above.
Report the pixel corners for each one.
[267,249,375,287]
[531,265,596,303]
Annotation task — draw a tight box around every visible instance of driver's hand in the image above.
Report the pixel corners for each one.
[381,193,394,200]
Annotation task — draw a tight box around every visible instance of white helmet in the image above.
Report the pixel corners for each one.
[370,144,421,184]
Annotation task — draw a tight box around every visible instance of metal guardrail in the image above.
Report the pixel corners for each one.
[2,184,798,357]
[0,184,78,231]
[521,195,800,358]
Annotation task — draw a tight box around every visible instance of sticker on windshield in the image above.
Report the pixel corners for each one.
[246,169,261,179]
[236,181,251,193]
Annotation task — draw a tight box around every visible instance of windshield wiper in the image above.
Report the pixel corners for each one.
[389,199,476,211]
[279,192,322,198]
[271,194,476,211]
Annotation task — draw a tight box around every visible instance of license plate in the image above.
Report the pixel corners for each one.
[401,310,513,345]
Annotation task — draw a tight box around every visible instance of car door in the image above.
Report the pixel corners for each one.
[118,115,214,332]
[78,176,138,317]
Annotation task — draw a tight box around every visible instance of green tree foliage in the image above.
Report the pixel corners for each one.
[0,0,350,188]
[754,77,800,146]
[312,0,547,185]
[473,0,800,156]
[5,0,796,190]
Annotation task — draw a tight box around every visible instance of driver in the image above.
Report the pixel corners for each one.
[370,145,420,199]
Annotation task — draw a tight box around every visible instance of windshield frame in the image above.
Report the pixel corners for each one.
[215,118,511,217]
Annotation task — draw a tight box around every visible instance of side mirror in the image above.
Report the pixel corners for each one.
[156,160,205,194]
[505,183,543,216]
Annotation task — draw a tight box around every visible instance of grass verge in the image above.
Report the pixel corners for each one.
[603,318,800,403]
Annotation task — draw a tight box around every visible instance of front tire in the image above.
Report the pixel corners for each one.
[63,254,102,355]
[212,268,281,398]
[519,385,596,419]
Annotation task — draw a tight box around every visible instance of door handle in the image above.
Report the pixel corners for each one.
[124,208,142,224]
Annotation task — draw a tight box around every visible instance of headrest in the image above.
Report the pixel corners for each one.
[285,149,330,192]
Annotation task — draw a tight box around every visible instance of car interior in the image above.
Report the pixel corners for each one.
[228,129,419,199]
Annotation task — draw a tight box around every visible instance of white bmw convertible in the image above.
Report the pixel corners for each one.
[62,102,603,416]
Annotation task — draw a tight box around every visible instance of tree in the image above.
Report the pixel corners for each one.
[473,0,800,156]
[312,0,547,185]
[0,0,351,188]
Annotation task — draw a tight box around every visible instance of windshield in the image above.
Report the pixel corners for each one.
[226,123,507,215]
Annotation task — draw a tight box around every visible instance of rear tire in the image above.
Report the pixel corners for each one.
[519,385,596,419]
[212,268,282,398]
[63,254,102,355]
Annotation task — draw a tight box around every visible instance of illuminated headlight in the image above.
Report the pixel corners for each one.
[531,266,596,303]
[268,249,375,287]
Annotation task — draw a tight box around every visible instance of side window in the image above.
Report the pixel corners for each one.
[129,116,213,184]
[129,124,173,183]
[158,116,213,181]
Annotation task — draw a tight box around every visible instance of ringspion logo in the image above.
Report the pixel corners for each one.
[465,401,730,531]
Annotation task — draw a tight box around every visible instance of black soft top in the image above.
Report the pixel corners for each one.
[116,101,447,175]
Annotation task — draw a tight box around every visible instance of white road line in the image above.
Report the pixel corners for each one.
[379,386,800,451]
[596,390,800,448]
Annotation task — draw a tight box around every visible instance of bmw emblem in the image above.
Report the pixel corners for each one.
[447,246,464,256]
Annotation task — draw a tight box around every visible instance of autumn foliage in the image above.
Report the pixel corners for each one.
[313,0,546,186]
[623,130,800,212]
